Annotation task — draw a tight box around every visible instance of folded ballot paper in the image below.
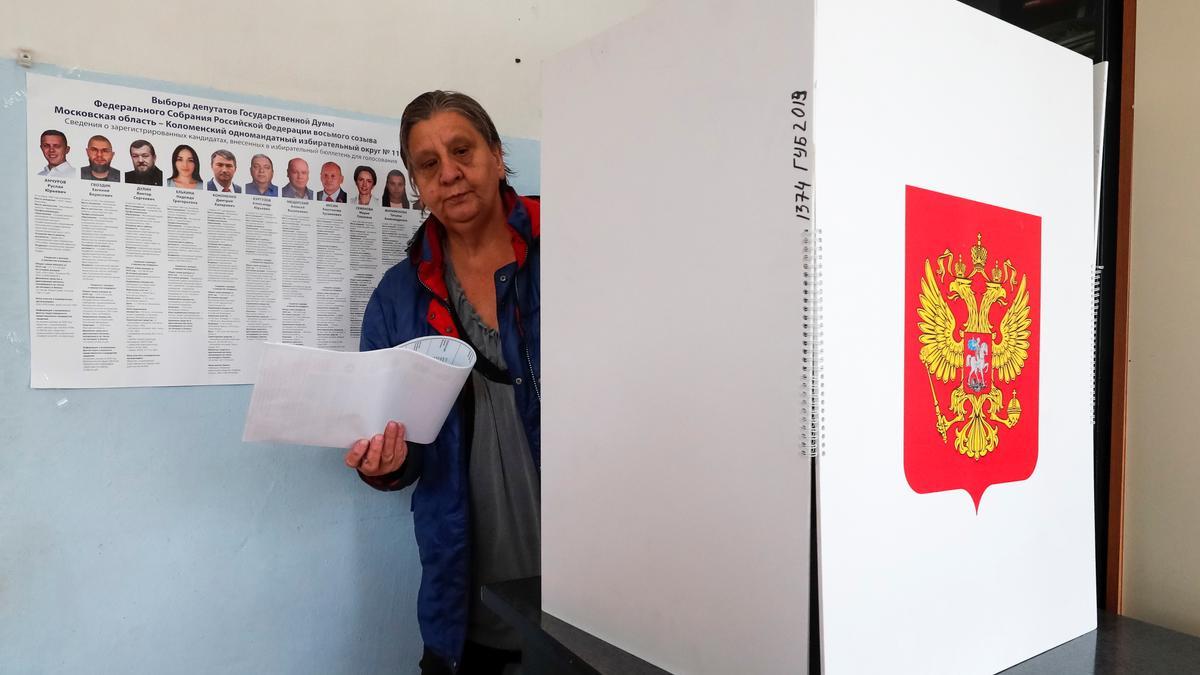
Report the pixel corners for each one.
[242,337,476,447]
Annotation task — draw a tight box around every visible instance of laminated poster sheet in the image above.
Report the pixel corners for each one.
[26,72,422,388]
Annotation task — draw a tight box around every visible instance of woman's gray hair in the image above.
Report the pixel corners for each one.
[398,90,513,194]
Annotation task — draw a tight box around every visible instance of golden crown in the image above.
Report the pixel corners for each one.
[971,233,987,274]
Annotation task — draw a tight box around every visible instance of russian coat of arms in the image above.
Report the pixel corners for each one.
[904,186,1041,509]
[917,233,1031,460]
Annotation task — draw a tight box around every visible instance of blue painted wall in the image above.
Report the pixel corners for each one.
[0,61,539,674]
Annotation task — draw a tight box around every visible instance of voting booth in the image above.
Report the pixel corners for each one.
[541,0,1097,673]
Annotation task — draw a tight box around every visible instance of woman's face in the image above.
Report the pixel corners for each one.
[406,111,503,230]
[355,171,375,197]
[175,149,196,177]
[386,174,406,200]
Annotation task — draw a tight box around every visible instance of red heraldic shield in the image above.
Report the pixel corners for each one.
[904,186,1041,510]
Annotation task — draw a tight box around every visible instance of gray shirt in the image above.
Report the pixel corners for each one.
[445,262,541,650]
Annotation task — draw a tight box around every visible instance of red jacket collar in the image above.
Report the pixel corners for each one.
[413,184,539,336]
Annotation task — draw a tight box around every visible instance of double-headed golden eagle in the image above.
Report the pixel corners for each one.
[915,247,1032,459]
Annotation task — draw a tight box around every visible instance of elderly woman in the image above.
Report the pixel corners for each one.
[345,91,540,675]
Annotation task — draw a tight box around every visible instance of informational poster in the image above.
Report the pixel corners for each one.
[26,73,423,388]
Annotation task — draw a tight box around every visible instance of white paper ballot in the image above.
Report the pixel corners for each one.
[242,337,477,447]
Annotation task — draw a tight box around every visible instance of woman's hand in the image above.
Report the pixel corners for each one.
[346,421,408,476]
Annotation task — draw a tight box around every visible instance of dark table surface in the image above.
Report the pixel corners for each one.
[483,577,1200,674]
[1003,610,1200,674]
